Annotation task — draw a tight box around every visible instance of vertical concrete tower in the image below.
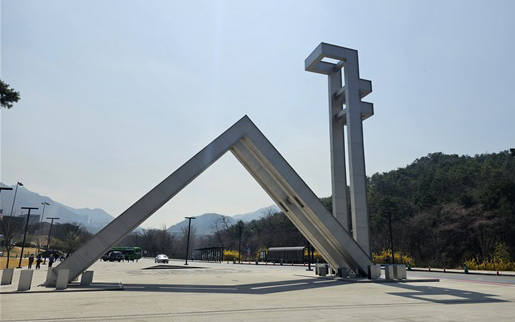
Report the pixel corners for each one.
[305,43,373,256]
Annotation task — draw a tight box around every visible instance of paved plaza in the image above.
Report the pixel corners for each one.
[1,259,515,321]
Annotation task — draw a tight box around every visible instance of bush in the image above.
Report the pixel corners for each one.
[372,249,414,266]
[465,257,515,271]
[223,249,239,261]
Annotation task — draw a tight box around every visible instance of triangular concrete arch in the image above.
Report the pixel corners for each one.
[45,116,373,286]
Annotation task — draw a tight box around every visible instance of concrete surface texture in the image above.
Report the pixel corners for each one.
[46,115,374,286]
[2,259,515,321]
[305,43,374,256]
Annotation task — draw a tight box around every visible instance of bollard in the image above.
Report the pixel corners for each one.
[367,265,378,279]
[384,265,394,280]
[80,271,94,286]
[393,264,407,279]
[464,263,469,274]
[56,269,70,290]
[18,270,34,291]
[46,267,55,284]
[1,268,15,285]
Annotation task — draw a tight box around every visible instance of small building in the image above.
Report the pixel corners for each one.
[267,246,306,264]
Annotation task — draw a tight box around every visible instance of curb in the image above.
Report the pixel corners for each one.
[409,268,515,277]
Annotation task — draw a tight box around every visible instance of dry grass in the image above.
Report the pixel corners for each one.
[0,247,40,269]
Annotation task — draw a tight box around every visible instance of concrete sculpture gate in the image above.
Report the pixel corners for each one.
[45,43,376,286]
[305,43,374,256]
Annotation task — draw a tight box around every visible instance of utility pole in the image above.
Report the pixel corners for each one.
[388,210,395,264]
[17,207,38,268]
[184,217,195,265]
[238,222,243,264]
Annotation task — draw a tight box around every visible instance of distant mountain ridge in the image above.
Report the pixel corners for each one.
[166,205,280,236]
[0,182,281,236]
[0,182,114,233]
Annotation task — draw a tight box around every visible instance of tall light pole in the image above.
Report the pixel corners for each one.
[0,187,13,213]
[238,223,243,264]
[0,186,13,194]
[17,206,38,268]
[45,217,59,253]
[37,202,50,254]
[7,182,23,230]
[8,182,23,218]
[184,217,195,265]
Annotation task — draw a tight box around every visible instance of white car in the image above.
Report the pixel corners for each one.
[155,254,169,263]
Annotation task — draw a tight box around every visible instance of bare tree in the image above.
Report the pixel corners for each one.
[255,207,276,249]
[53,223,92,254]
[212,216,231,248]
[0,214,24,268]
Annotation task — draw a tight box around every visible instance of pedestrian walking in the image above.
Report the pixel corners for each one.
[28,254,35,269]
[48,254,55,268]
[36,254,42,270]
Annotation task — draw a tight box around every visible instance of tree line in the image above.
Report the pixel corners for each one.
[368,151,515,267]
[4,151,512,269]
[0,217,93,267]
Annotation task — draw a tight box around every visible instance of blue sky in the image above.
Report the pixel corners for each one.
[1,0,514,229]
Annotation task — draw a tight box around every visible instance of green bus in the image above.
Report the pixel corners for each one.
[111,247,142,261]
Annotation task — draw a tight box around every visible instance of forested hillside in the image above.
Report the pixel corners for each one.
[120,151,515,269]
[368,151,515,267]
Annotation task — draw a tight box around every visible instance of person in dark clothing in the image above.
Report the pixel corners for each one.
[36,254,42,270]
[48,254,55,268]
[28,254,34,269]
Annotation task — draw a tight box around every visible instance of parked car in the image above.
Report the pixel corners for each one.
[108,251,124,262]
[101,252,111,261]
[155,254,169,263]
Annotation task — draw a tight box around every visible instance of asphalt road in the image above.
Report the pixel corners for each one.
[407,270,515,286]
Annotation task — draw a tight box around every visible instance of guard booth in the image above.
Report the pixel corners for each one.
[196,247,224,262]
[267,247,306,264]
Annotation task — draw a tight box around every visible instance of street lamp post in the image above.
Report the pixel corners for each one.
[184,217,195,265]
[17,206,38,268]
[388,210,395,264]
[7,182,23,232]
[0,187,13,194]
[45,217,59,254]
[37,202,50,254]
[0,187,13,213]
[238,223,243,264]
[306,242,313,271]
[8,182,23,218]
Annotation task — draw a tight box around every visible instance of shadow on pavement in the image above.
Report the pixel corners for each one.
[121,278,343,295]
[384,282,508,304]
